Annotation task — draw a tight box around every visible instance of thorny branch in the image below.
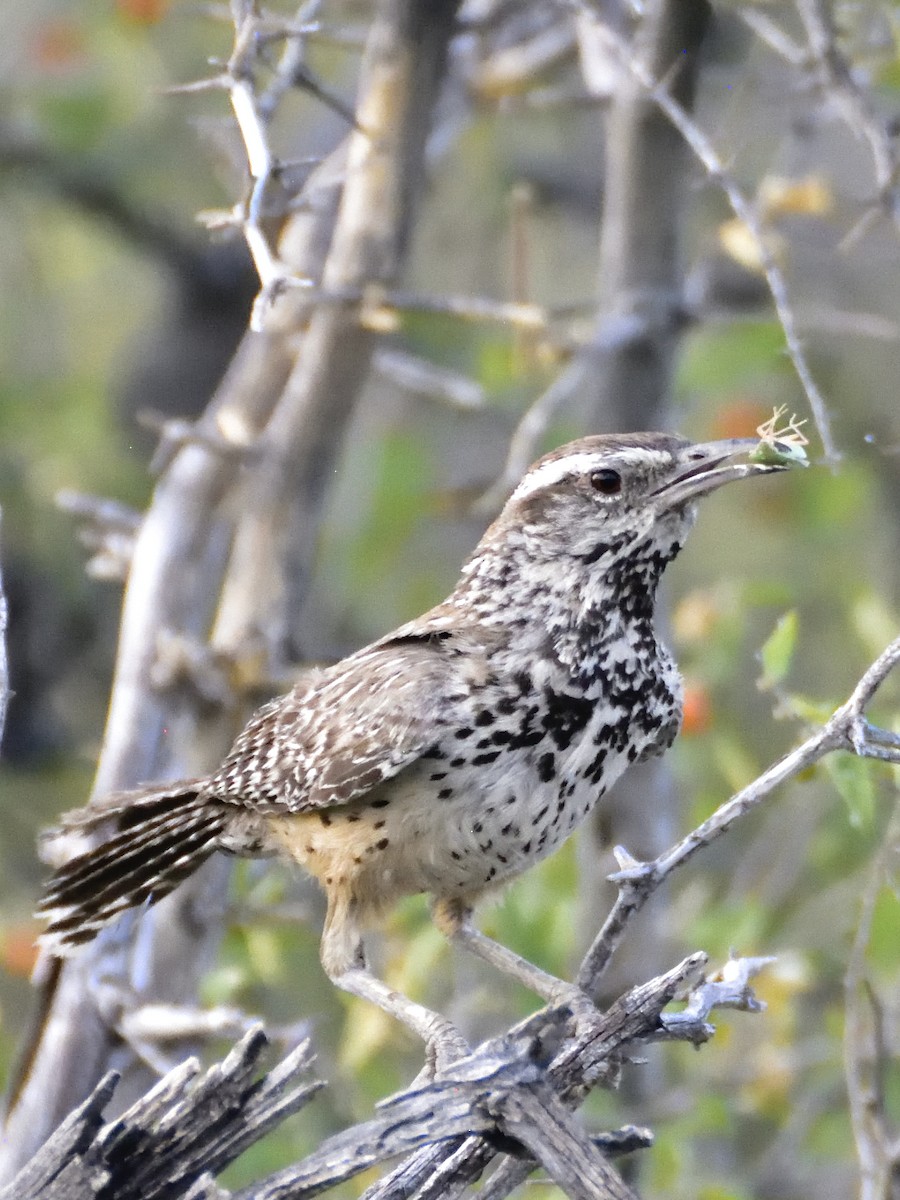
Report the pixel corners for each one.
[483,0,835,506]
[578,635,900,991]
[569,0,838,462]
[793,0,900,240]
[1,0,461,1178]
[226,3,326,315]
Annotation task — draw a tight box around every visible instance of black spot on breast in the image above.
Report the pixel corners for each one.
[579,540,610,565]
[438,787,454,801]
[608,682,644,711]
[450,757,466,769]
[455,726,474,740]
[430,771,447,781]
[370,798,390,809]
[475,710,495,726]
[537,752,555,782]
[319,813,332,827]
[509,729,544,750]
[472,750,501,766]
[542,689,594,750]
[376,837,390,850]
[586,749,608,785]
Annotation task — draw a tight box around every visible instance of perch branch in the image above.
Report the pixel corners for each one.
[577,635,900,991]
[2,1028,320,1200]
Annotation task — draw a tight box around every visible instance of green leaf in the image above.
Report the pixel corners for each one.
[758,610,798,691]
[867,886,900,973]
[823,754,877,829]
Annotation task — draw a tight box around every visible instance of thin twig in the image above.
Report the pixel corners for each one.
[843,793,900,1199]
[568,1,838,462]
[794,0,900,231]
[0,513,8,750]
[577,634,900,993]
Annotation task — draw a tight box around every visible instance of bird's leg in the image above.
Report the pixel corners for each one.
[321,896,469,1073]
[432,896,598,1021]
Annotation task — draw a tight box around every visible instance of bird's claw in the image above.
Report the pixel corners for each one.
[414,1019,471,1083]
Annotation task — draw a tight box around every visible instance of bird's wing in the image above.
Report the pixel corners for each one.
[207,628,472,813]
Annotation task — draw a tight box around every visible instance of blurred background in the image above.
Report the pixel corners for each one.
[1,1,899,1196]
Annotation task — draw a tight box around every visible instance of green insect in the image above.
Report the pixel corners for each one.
[751,406,810,468]
[750,438,809,468]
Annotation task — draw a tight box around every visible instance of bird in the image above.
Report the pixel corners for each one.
[37,431,801,1065]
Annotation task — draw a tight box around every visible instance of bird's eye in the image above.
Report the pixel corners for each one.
[590,468,622,496]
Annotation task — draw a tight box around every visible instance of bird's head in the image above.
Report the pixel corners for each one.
[494,431,805,571]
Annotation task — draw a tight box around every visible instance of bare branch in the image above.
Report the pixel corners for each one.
[3,1029,321,1200]
[577,634,900,992]
[570,0,839,462]
[0,513,8,750]
[795,0,900,233]
[844,794,900,1199]
[2,0,461,1174]
[486,0,709,508]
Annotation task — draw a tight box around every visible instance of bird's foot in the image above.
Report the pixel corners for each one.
[414,1018,471,1084]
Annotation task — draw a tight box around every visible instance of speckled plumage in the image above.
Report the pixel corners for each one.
[38,432,795,1041]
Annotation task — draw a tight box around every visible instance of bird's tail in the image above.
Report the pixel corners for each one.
[36,782,227,953]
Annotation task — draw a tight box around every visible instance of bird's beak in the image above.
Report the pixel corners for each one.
[650,437,808,510]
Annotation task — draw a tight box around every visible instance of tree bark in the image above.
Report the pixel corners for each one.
[0,0,461,1176]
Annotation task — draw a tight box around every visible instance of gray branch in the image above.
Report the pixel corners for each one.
[1,0,460,1176]
[1,1029,320,1200]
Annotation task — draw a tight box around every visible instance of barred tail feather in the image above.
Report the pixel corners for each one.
[37,783,227,953]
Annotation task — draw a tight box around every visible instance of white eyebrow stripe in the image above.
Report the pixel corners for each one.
[511,452,603,501]
[510,447,670,502]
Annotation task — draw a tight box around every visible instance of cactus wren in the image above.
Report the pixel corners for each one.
[38,433,799,1061]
